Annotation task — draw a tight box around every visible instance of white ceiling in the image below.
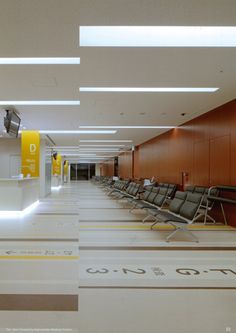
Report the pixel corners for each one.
[0,0,235,160]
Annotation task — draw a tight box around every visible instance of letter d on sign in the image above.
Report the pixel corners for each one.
[30,144,37,153]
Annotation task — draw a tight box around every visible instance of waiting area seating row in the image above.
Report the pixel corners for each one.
[91,176,234,241]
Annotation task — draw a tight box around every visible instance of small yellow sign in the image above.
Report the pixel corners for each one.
[52,153,62,175]
[21,131,40,177]
[64,160,69,176]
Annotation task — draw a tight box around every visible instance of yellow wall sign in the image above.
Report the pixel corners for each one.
[52,153,62,175]
[64,160,69,176]
[21,131,40,177]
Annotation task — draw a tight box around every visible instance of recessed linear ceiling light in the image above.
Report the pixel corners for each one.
[62,154,97,156]
[68,157,114,159]
[0,58,80,64]
[79,140,133,143]
[0,101,80,106]
[19,130,117,134]
[79,145,126,147]
[79,125,176,129]
[80,26,236,47]
[79,147,122,149]
[49,145,126,148]
[79,87,218,93]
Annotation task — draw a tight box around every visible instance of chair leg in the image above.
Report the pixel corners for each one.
[166,226,199,243]
[150,218,160,229]
[166,228,180,242]
[220,203,228,225]
[195,212,216,224]
[129,203,137,212]
[142,214,153,224]
[183,229,199,242]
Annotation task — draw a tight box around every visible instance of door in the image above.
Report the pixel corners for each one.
[77,163,89,180]
[70,164,77,181]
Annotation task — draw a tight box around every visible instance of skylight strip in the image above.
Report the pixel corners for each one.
[0,57,80,64]
[79,87,218,93]
[62,154,97,156]
[79,125,176,129]
[80,26,236,47]
[0,101,80,106]
[79,140,133,143]
[19,130,117,134]
[79,145,126,147]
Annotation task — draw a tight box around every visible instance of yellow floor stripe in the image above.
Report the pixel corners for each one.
[0,255,79,260]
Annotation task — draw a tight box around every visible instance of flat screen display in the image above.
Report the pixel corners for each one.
[4,110,21,138]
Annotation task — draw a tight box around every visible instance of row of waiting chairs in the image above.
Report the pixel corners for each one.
[92,177,221,241]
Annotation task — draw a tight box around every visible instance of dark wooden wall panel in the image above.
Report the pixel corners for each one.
[100,159,114,176]
[118,151,132,179]
[209,135,230,186]
[193,140,209,186]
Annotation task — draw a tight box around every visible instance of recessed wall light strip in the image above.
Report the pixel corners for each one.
[80,26,236,47]
[0,58,80,64]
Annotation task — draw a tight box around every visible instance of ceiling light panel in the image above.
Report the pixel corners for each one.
[0,57,80,64]
[0,101,80,105]
[79,140,133,143]
[79,126,176,129]
[79,87,218,92]
[21,130,117,134]
[79,145,126,147]
[80,26,236,47]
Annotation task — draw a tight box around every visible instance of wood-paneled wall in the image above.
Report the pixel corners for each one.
[137,99,236,187]
[118,151,133,179]
[136,99,236,226]
[100,159,114,176]
[100,99,236,225]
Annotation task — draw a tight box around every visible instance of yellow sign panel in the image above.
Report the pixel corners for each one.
[64,160,69,176]
[21,131,40,177]
[52,153,62,175]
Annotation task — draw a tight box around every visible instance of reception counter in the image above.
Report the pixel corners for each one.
[0,178,39,211]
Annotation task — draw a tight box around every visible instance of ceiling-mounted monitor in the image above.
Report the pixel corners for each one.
[4,109,21,138]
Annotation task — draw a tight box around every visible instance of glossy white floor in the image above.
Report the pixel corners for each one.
[0,181,236,333]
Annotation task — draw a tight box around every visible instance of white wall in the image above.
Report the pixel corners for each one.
[40,139,51,198]
[0,137,51,198]
[95,163,101,176]
[0,138,21,178]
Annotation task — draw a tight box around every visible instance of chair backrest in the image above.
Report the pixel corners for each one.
[142,187,153,201]
[131,183,141,196]
[169,191,188,214]
[125,182,134,194]
[153,187,168,207]
[201,188,219,208]
[167,184,177,198]
[146,186,159,203]
[185,185,195,193]
[113,180,120,189]
[162,183,169,188]
[194,186,207,194]
[179,193,202,221]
